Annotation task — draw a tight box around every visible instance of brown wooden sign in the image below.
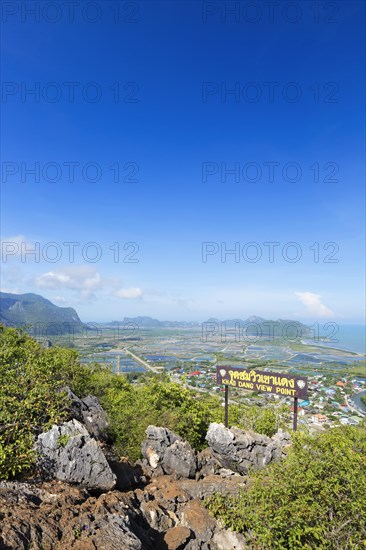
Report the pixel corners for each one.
[216,366,308,399]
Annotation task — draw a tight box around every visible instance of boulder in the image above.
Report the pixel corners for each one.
[178,474,245,500]
[265,429,292,463]
[82,513,143,550]
[135,476,191,513]
[179,499,216,543]
[212,529,247,549]
[162,525,193,549]
[64,387,109,441]
[139,500,175,532]
[206,423,291,474]
[141,426,197,479]
[164,440,197,478]
[196,447,222,478]
[36,419,116,491]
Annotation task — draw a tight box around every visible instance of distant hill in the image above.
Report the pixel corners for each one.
[1,292,311,339]
[105,317,200,328]
[103,315,310,336]
[204,317,311,338]
[205,316,265,325]
[0,292,84,335]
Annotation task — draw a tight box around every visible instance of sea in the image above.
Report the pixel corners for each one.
[321,325,366,355]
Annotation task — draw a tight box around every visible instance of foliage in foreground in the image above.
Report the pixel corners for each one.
[0,325,79,478]
[0,325,227,473]
[205,425,366,549]
[2,325,365,548]
[0,324,306,477]
[72,364,226,461]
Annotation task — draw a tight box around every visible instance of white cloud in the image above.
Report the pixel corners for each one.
[53,296,68,304]
[295,292,334,318]
[34,265,143,302]
[0,287,23,294]
[36,265,101,292]
[115,287,142,299]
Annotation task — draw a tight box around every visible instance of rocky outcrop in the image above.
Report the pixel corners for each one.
[206,422,291,474]
[178,474,246,500]
[141,423,291,480]
[2,404,292,549]
[141,426,197,478]
[132,475,247,549]
[0,481,145,549]
[0,476,248,549]
[212,529,247,550]
[36,419,116,491]
[196,447,223,478]
[163,525,193,549]
[64,387,110,441]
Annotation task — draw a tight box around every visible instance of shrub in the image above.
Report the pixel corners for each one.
[0,325,78,478]
[0,324,294,476]
[205,426,366,549]
[77,370,219,461]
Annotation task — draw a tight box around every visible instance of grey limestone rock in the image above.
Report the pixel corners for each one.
[36,419,116,491]
[206,422,291,474]
[141,426,197,479]
[64,386,109,441]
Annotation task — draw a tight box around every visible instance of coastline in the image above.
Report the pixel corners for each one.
[301,338,366,417]
[348,390,366,416]
[301,339,365,357]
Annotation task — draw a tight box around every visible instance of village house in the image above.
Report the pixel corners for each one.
[312,413,327,424]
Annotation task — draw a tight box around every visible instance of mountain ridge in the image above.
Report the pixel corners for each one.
[0,291,84,334]
[1,292,311,335]
[103,315,311,334]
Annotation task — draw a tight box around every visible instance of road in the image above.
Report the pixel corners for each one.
[345,392,365,417]
[122,347,161,374]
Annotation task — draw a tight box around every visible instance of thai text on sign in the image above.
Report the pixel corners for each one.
[216,366,308,399]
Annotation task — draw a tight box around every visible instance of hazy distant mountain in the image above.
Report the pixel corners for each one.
[244,315,266,323]
[105,317,200,328]
[0,292,84,335]
[103,315,310,335]
[203,317,311,337]
[123,316,164,327]
[205,316,265,325]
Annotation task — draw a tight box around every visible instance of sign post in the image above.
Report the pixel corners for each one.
[216,366,308,431]
[224,385,229,427]
[293,396,298,431]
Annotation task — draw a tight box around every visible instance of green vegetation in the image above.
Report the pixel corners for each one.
[0,291,84,334]
[0,325,77,478]
[0,325,290,477]
[73,366,225,461]
[345,360,366,377]
[238,404,291,437]
[205,425,366,549]
[1,325,365,548]
[57,434,71,448]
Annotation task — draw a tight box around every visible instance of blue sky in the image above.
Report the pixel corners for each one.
[1,0,365,323]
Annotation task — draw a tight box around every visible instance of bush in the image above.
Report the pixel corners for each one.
[205,426,366,549]
[0,324,294,476]
[0,325,223,472]
[0,325,78,478]
[74,368,221,461]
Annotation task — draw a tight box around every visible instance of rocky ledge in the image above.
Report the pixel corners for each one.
[0,391,291,549]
